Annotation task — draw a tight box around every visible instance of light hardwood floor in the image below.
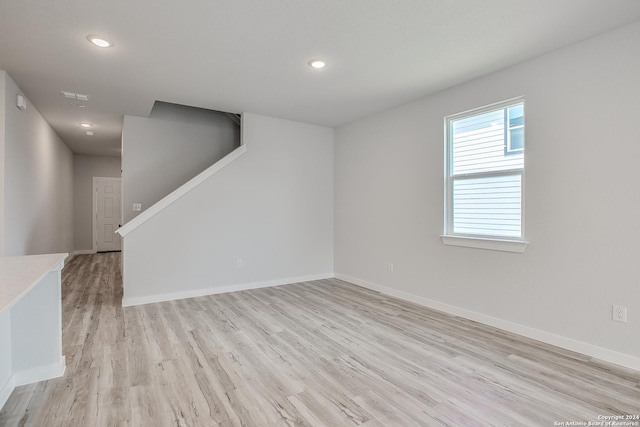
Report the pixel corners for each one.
[1,252,638,426]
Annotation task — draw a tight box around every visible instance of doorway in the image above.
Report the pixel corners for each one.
[93,177,122,252]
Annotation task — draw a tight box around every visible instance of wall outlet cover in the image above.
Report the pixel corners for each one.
[613,305,627,323]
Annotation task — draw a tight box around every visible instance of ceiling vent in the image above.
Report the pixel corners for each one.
[62,91,89,101]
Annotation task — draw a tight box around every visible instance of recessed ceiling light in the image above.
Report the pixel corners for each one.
[309,59,327,69]
[79,122,92,128]
[87,35,113,48]
[86,131,94,136]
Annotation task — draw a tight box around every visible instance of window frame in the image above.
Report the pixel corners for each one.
[442,97,528,253]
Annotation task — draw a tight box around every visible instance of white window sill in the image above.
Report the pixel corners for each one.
[440,235,528,253]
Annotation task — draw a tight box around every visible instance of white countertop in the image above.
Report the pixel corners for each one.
[0,253,68,315]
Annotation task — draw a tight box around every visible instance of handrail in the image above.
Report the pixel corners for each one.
[116,144,247,237]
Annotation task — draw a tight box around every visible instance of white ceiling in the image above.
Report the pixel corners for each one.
[1,1,640,157]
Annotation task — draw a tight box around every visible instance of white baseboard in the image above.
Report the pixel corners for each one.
[14,356,66,387]
[0,356,65,410]
[0,375,15,411]
[72,249,96,256]
[335,273,640,372]
[122,273,334,307]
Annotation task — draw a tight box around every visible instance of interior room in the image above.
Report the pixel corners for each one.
[1,1,639,425]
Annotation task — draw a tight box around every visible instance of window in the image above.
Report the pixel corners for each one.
[505,104,524,155]
[443,98,527,252]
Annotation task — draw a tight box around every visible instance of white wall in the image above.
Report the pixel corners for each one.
[1,71,74,256]
[121,103,240,223]
[0,72,5,256]
[73,155,121,251]
[124,114,333,305]
[122,113,334,304]
[335,22,640,364]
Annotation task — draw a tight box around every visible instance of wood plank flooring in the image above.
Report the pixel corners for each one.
[1,252,639,426]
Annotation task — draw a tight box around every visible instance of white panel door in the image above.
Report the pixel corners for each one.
[94,177,122,252]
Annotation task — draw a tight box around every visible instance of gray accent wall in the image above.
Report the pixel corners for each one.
[334,22,640,359]
[121,103,240,224]
[1,71,74,256]
[73,155,121,251]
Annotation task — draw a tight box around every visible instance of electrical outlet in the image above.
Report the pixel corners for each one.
[132,203,142,212]
[237,259,243,268]
[612,305,627,323]
[387,262,394,272]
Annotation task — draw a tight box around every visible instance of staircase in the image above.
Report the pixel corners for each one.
[116,112,335,308]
